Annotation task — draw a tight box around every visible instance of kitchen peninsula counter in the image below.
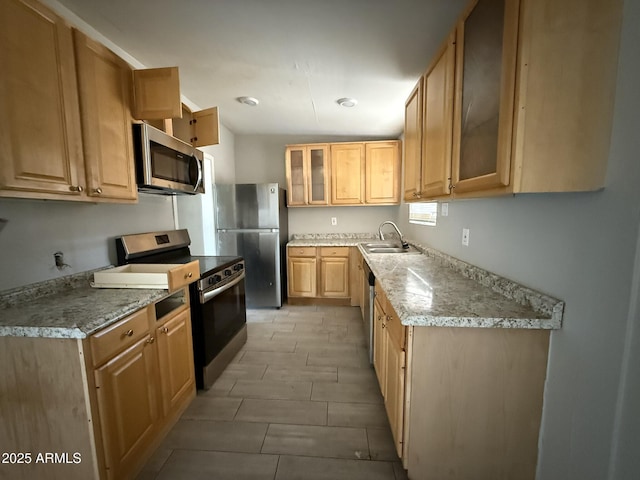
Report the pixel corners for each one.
[288,234,563,329]
[0,269,169,339]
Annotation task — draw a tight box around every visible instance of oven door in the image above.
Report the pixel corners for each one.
[192,272,246,389]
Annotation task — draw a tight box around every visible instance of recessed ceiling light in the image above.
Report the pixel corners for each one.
[237,96,259,106]
[337,97,358,108]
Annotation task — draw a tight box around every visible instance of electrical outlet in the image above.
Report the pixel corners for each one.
[331,217,337,226]
[441,203,449,217]
[462,228,470,246]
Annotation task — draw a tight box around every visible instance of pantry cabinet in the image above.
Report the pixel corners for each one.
[0,0,85,198]
[405,0,623,199]
[73,29,138,201]
[285,144,330,206]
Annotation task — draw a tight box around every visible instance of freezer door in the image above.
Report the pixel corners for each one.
[215,183,281,229]
[217,230,283,308]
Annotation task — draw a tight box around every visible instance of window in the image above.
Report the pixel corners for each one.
[409,202,437,226]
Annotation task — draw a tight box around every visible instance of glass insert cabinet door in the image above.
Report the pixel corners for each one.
[452,0,519,194]
[285,144,329,206]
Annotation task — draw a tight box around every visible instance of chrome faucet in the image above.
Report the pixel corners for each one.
[378,221,409,249]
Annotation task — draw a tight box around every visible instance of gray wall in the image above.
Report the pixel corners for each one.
[397,0,640,476]
[234,134,401,236]
[201,123,236,184]
[0,194,175,291]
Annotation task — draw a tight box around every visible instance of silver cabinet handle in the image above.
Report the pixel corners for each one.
[94,187,103,194]
[123,329,133,338]
[69,185,84,192]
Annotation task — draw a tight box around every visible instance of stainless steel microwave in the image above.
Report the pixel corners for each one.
[133,123,204,195]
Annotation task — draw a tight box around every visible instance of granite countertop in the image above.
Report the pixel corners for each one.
[288,234,564,329]
[0,269,170,339]
[288,233,378,247]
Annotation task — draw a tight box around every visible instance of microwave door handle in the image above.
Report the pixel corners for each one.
[191,156,203,192]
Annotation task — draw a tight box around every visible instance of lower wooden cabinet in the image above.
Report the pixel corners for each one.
[287,246,350,302]
[372,286,406,458]
[156,308,196,416]
[0,288,196,480]
[94,333,160,479]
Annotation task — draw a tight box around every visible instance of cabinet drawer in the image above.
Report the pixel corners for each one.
[289,247,317,257]
[90,307,151,367]
[167,260,200,292]
[319,247,349,257]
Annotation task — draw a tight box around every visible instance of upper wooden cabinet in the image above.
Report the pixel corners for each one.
[286,140,400,207]
[285,144,330,206]
[403,81,423,202]
[405,0,623,199]
[421,33,456,199]
[451,0,518,194]
[365,142,401,204]
[0,0,85,198]
[132,67,182,120]
[172,104,220,147]
[331,143,365,205]
[134,69,220,148]
[74,29,138,201]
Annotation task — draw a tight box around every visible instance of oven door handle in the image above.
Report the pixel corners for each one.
[201,272,245,303]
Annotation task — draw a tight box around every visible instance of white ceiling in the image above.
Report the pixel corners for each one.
[54,0,467,138]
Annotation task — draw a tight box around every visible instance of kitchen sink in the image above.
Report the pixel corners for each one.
[363,242,399,248]
[362,244,421,254]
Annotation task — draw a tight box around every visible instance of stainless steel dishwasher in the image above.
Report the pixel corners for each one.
[362,260,375,364]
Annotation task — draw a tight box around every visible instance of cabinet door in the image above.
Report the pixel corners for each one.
[73,30,137,201]
[451,0,519,194]
[350,247,362,307]
[94,335,159,480]
[331,143,364,204]
[385,333,406,458]
[288,256,317,297]
[403,80,423,201]
[132,67,182,120]
[319,256,349,298]
[192,107,220,146]
[285,146,308,206]
[156,309,195,417]
[365,142,400,204]
[373,297,387,397]
[0,0,84,196]
[307,144,330,205]
[422,33,455,199]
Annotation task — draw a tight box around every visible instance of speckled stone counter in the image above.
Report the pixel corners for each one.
[287,234,563,329]
[0,268,170,339]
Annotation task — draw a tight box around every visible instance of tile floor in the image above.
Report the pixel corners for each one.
[137,304,408,480]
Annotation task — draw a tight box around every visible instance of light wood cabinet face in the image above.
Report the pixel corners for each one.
[451,0,518,193]
[288,256,317,297]
[365,142,400,204]
[319,256,349,298]
[74,29,137,201]
[422,34,455,199]
[156,309,195,416]
[132,67,182,120]
[385,334,406,458]
[373,297,387,397]
[0,0,84,196]
[403,81,423,201]
[331,143,364,205]
[285,144,329,206]
[94,335,159,479]
[173,105,220,147]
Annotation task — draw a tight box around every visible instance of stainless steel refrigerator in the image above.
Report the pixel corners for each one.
[214,183,288,308]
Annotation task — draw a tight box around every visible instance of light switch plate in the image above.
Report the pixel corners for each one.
[331,217,337,226]
[441,203,449,217]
